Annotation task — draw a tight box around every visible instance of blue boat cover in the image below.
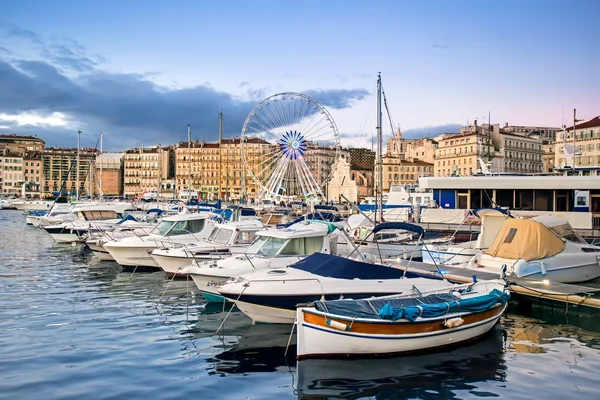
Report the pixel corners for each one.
[241,208,257,217]
[377,288,510,322]
[145,208,164,215]
[292,253,406,280]
[372,222,425,235]
[314,293,458,319]
[117,214,138,224]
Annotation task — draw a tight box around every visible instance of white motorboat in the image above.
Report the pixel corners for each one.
[86,219,159,261]
[10,199,54,211]
[457,216,600,283]
[353,222,450,262]
[149,219,265,276]
[26,203,74,227]
[102,212,215,268]
[180,220,352,302]
[217,252,455,324]
[421,208,511,266]
[42,203,131,243]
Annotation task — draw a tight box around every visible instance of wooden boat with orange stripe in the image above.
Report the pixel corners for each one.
[296,279,509,358]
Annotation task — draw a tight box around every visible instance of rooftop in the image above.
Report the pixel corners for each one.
[566,116,600,131]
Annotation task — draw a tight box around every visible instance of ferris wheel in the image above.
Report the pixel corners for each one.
[241,92,341,201]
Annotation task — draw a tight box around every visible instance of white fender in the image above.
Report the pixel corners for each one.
[466,253,482,269]
[443,317,464,329]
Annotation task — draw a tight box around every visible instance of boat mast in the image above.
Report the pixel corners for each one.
[219,111,223,202]
[99,131,103,200]
[376,73,383,224]
[76,130,81,201]
[187,124,192,197]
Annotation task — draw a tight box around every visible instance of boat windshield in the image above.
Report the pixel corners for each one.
[207,227,233,245]
[246,235,287,257]
[549,223,586,244]
[165,219,206,236]
[151,220,175,236]
[279,236,324,256]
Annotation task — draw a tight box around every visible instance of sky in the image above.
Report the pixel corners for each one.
[0,0,598,151]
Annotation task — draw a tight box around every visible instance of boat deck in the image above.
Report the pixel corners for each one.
[398,260,600,310]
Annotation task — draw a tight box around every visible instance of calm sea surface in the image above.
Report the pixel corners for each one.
[1,210,600,400]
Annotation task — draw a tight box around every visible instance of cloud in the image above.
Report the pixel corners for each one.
[304,88,370,109]
[432,44,450,50]
[0,24,369,150]
[402,123,462,138]
[0,57,368,150]
[4,25,44,45]
[0,46,12,56]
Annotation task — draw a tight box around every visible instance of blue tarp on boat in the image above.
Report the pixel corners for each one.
[377,288,510,322]
[292,253,406,280]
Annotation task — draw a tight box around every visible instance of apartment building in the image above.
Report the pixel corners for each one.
[95,153,124,197]
[554,115,600,174]
[404,138,438,163]
[0,151,24,195]
[375,154,434,191]
[0,134,45,154]
[23,152,43,197]
[123,146,173,198]
[41,147,97,197]
[433,129,493,177]
[503,124,559,143]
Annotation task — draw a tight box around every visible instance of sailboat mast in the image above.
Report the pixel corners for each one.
[376,73,383,224]
[99,131,103,200]
[219,111,223,202]
[76,130,81,200]
[187,124,191,196]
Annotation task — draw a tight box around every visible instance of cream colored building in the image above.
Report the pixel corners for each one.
[123,146,172,198]
[327,157,373,203]
[554,115,600,175]
[404,138,438,163]
[434,130,493,177]
[542,142,556,173]
[0,151,24,196]
[23,152,43,197]
[174,137,340,202]
[375,155,434,191]
[175,137,272,201]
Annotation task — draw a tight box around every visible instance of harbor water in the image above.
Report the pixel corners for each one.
[1,210,600,399]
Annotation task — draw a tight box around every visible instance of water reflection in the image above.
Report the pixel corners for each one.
[296,327,506,399]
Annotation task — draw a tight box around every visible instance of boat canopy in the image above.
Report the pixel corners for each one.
[292,252,409,280]
[484,218,565,261]
[372,222,425,235]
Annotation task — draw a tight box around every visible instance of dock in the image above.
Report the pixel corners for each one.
[398,260,600,311]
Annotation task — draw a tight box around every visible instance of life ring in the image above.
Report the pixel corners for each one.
[466,252,482,269]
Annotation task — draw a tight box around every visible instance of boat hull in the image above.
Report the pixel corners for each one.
[297,303,506,358]
[103,244,159,267]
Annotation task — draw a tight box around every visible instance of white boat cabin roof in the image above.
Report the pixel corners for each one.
[214,219,264,231]
[255,221,331,239]
[162,212,210,222]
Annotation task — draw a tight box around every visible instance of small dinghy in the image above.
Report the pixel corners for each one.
[296,278,509,359]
